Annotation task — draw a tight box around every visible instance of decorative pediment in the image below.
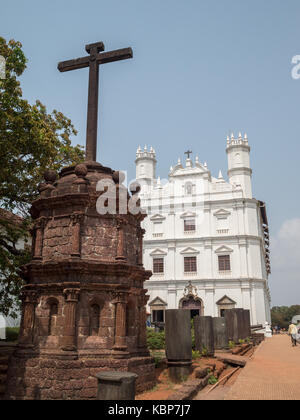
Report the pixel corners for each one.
[180,247,200,255]
[180,211,197,219]
[183,281,198,298]
[150,248,167,256]
[213,209,231,219]
[216,295,236,305]
[148,296,167,307]
[215,245,233,254]
[150,214,166,222]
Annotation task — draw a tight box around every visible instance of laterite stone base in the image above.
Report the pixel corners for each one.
[6,352,155,400]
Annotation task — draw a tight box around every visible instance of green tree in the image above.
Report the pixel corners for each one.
[0,38,84,317]
[271,305,300,329]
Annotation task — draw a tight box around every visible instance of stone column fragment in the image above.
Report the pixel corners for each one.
[194,316,215,356]
[213,317,228,350]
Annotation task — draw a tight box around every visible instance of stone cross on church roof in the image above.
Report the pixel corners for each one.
[184,150,193,159]
[58,41,133,162]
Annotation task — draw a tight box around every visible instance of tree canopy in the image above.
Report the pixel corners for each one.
[0,38,84,317]
[271,305,300,329]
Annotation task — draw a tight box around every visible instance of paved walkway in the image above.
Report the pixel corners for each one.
[225,334,300,400]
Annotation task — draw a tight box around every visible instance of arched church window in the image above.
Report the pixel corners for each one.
[90,304,100,336]
[185,182,193,195]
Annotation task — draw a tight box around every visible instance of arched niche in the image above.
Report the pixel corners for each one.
[88,298,104,337]
[46,297,59,336]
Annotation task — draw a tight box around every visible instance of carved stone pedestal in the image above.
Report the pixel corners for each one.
[5,162,155,400]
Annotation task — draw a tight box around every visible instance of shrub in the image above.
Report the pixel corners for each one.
[5,327,19,342]
[208,375,218,385]
[201,347,208,357]
[147,328,165,350]
[228,340,235,349]
[192,350,202,360]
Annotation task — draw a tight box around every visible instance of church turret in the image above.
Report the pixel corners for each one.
[135,145,157,185]
[226,132,253,198]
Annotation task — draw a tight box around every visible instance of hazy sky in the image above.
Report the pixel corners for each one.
[1,0,300,306]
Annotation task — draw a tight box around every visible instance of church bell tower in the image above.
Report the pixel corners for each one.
[226,132,253,199]
[135,145,156,186]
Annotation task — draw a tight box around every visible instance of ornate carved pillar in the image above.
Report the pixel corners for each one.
[33,217,48,260]
[70,212,84,257]
[113,292,128,351]
[138,293,149,348]
[19,290,38,346]
[61,288,80,351]
[115,218,127,261]
[137,227,145,266]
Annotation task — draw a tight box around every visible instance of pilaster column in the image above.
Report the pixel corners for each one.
[238,239,249,278]
[113,292,128,351]
[116,218,127,261]
[19,290,38,346]
[70,212,84,257]
[137,227,146,266]
[33,217,48,259]
[61,288,80,351]
[138,294,149,348]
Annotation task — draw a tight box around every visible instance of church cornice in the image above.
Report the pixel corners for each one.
[145,277,269,287]
[143,197,260,213]
[144,234,265,246]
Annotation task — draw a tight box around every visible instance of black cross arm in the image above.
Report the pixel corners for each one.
[58,56,90,73]
[96,47,133,65]
[57,47,133,73]
[57,42,133,162]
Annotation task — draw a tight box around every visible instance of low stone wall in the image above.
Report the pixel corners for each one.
[5,353,155,400]
[0,343,17,400]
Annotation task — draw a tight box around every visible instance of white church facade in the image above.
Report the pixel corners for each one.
[135,133,271,327]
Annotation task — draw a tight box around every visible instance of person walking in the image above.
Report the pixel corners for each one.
[288,322,298,347]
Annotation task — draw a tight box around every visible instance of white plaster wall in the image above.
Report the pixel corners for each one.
[141,141,271,327]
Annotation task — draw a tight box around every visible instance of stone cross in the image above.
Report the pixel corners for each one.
[58,42,133,162]
[184,150,192,159]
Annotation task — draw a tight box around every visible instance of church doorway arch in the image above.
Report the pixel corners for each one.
[179,282,204,319]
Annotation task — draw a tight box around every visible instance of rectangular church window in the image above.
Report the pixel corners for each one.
[153,258,164,273]
[184,218,196,232]
[184,256,197,273]
[218,255,231,271]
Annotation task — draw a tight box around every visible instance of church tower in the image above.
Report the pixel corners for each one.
[226,132,253,198]
[135,146,156,186]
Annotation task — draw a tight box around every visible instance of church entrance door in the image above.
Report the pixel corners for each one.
[181,296,203,319]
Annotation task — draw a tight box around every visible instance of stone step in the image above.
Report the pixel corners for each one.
[216,353,247,367]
